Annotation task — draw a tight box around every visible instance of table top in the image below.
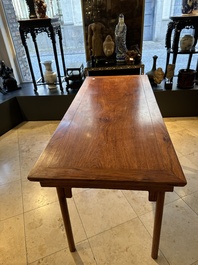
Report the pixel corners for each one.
[28,75,186,191]
[18,17,60,28]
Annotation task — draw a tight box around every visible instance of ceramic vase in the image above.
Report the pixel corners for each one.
[25,0,37,19]
[180,35,194,51]
[177,69,197,89]
[42,61,57,89]
[146,55,158,85]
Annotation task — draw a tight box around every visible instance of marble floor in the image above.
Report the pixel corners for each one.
[0,118,198,265]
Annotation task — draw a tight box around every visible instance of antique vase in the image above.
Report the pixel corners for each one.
[42,61,57,90]
[146,55,158,84]
[177,69,197,89]
[25,0,37,19]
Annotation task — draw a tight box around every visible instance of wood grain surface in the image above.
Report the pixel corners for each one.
[28,75,186,191]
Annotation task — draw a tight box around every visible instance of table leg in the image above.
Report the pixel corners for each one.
[151,191,165,259]
[56,187,76,252]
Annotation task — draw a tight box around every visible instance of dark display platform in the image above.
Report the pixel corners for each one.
[1,78,198,136]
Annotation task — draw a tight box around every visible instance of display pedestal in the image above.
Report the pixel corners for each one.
[164,15,198,80]
[18,18,66,92]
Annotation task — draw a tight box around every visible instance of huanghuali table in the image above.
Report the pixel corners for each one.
[28,75,187,259]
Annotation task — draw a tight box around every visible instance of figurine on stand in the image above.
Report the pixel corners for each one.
[115,13,128,64]
[153,68,165,85]
[165,64,175,90]
[35,0,48,18]
[125,45,141,65]
[0,60,19,93]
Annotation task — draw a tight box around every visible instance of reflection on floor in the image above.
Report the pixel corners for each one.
[0,118,198,265]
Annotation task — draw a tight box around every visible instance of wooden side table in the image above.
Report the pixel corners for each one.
[18,18,66,92]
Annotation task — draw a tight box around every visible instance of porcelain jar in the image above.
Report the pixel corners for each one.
[42,61,57,89]
[177,69,197,89]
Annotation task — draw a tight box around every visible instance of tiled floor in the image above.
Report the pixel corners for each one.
[0,118,198,265]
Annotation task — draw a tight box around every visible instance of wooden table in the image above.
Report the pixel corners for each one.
[28,75,187,259]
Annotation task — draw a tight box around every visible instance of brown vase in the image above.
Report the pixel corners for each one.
[177,69,197,89]
[25,0,37,19]
[146,55,158,85]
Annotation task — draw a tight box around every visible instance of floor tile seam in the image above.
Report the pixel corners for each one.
[136,212,161,256]
[182,189,198,199]
[72,196,97,263]
[137,198,186,239]
[0,212,24,222]
[120,190,155,217]
[72,195,90,240]
[85,217,141,241]
[22,199,59,215]
[85,215,170,262]
[21,189,29,265]
[182,203,198,217]
[72,189,139,231]
[164,195,184,207]
[0,177,22,187]
[27,245,67,265]
[18,126,28,219]
[72,188,90,197]
[163,197,198,221]
[168,128,191,137]
[184,128,198,137]
[0,130,22,221]
[117,190,139,218]
[176,147,198,158]
[181,193,198,216]
[21,197,59,213]
[167,128,188,135]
